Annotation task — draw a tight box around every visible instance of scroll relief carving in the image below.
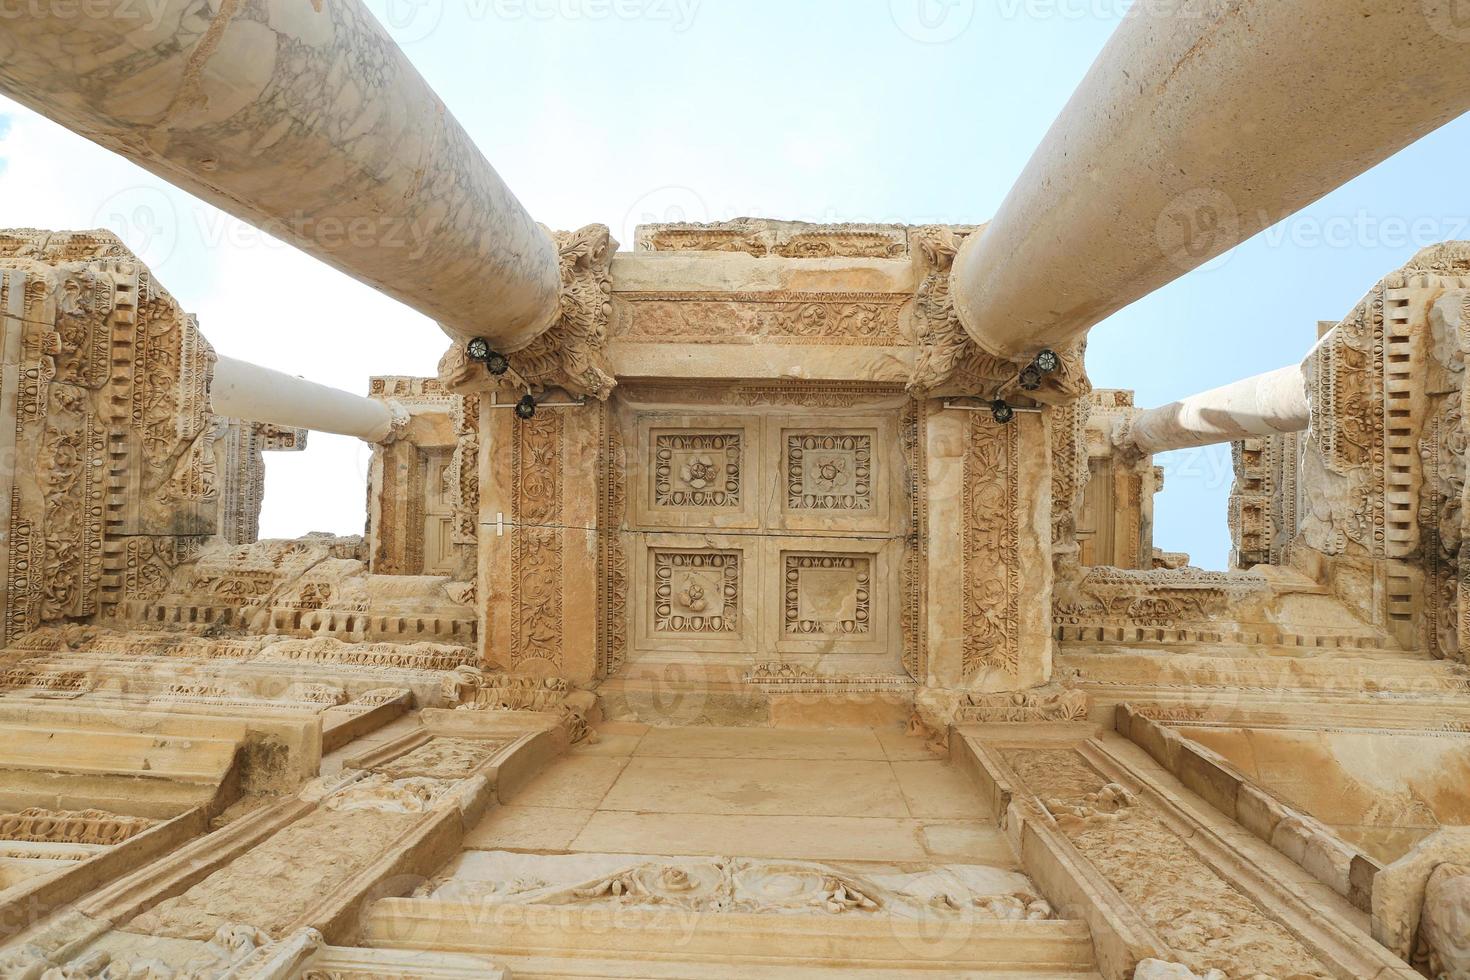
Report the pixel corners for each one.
[961,415,1021,677]
[514,224,618,399]
[1001,747,1332,978]
[435,224,616,399]
[420,852,1053,922]
[510,412,565,670]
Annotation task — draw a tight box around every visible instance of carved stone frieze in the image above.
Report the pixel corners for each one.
[0,232,221,645]
[961,415,1021,678]
[619,291,908,347]
[510,413,565,670]
[1001,746,1332,978]
[421,851,1051,922]
[635,219,910,259]
[0,808,154,845]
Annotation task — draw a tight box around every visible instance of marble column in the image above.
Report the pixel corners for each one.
[211,356,403,444]
[950,0,1470,359]
[1127,365,1309,455]
[0,0,560,351]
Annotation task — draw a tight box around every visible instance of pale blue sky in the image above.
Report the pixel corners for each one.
[2,0,1468,566]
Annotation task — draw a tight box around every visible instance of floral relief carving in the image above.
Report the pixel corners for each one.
[514,224,618,399]
[787,432,872,511]
[653,551,739,634]
[653,431,741,508]
[510,413,565,669]
[961,415,1021,677]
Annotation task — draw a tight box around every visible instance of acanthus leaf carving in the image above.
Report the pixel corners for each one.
[514,224,618,399]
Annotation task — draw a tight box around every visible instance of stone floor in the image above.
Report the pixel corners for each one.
[466,722,1017,867]
[431,722,1101,978]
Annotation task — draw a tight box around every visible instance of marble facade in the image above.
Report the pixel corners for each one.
[0,220,1461,977]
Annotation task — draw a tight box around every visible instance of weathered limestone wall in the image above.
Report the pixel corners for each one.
[1228,244,1470,661]
[366,377,478,580]
[215,420,306,546]
[0,230,218,646]
[448,222,1078,693]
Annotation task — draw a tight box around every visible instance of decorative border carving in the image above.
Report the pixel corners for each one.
[597,401,627,678]
[510,413,565,669]
[961,414,1020,677]
[619,291,907,347]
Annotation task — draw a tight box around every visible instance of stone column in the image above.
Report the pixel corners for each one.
[1126,364,1309,455]
[211,356,403,444]
[0,0,560,351]
[950,0,1470,359]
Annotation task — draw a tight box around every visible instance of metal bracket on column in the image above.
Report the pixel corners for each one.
[941,400,1043,415]
[486,393,588,411]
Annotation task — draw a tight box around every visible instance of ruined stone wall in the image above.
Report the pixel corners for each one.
[1242,244,1470,660]
[215,421,307,547]
[0,230,219,645]
[365,376,478,580]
